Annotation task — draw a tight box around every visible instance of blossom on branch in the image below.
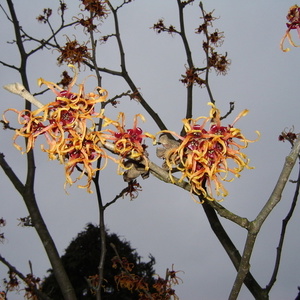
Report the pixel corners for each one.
[280,5,300,52]
[3,65,110,193]
[102,113,155,173]
[0,291,5,300]
[158,103,259,201]
[57,38,91,68]
[80,0,109,19]
[112,256,181,300]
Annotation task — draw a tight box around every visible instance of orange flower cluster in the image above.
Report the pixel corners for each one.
[3,272,19,292]
[195,7,231,77]
[281,5,300,52]
[278,128,298,146]
[23,274,41,300]
[86,274,99,295]
[149,268,182,300]
[112,257,181,300]
[208,52,231,75]
[57,38,91,67]
[0,271,41,300]
[3,65,109,193]
[152,19,178,35]
[102,113,155,173]
[75,16,98,33]
[112,256,149,295]
[115,272,149,295]
[36,8,52,24]
[0,291,5,300]
[160,103,259,201]
[180,67,206,87]
[80,0,109,19]
[4,65,154,193]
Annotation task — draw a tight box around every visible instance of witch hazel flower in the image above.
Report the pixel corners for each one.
[102,112,155,174]
[280,5,300,52]
[3,65,110,193]
[158,102,259,202]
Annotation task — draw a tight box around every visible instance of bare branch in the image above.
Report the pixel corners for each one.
[207,200,250,229]
[220,101,235,120]
[177,0,194,129]
[0,153,24,194]
[0,254,53,300]
[229,136,300,299]
[201,200,267,300]
[0,60,19,70]
[265,158,300,292]
[3,83,44,108]
[199,2,215,104]
[103,1,169,132]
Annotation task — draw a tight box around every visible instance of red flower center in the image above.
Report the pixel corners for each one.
[60,110,76,126]
[59,90,77,100]
[127,127,143,143]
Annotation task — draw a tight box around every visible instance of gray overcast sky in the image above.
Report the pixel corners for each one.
[0,1,300,299]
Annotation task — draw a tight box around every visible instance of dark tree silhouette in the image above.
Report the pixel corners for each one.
[41,224,156,300]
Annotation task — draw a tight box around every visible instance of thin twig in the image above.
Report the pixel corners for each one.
[100,1,170,132]
[220,102,235,120]
[199,2,215,104]
[103,185,132,209]
[0,254,53,300]
[177,0,194,124]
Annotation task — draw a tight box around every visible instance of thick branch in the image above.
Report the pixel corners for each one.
[3,83,44,108]
[0,153,25,194]
[207,200,250,229]
[22,187,77,300]
[6,0,27,62]
[255,136,300,227]
[265,158,300,292]
[228,228,257,300]
[93,177,106,300]
[229,136,300,299]
[202,201,268,300]
[0,152,77,300]
[2,2,77,298]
